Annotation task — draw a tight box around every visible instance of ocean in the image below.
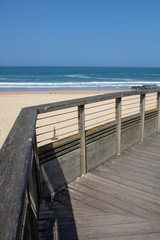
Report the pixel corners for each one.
[0,66,160,91]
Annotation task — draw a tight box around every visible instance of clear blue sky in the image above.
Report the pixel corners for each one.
[0,0,160,67]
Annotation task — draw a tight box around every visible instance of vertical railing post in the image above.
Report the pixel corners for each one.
[33,132,42,202]
[78,105,87,175]
[140,93,145,143]
[116,97,122,155]
[157,92,160,133]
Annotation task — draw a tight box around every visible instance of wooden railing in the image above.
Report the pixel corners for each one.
[0,108,40,240]
[36,90,160,175]
[0,89,160,239]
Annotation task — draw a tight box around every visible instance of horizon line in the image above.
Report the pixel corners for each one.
[0,66,160,68]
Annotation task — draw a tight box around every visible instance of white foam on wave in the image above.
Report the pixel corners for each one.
[64,74,92,79]
[0,81,160,89]
[98,77,133,81]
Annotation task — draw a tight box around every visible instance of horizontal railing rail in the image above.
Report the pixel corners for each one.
[0,89,160,240]
[36,89,157,113]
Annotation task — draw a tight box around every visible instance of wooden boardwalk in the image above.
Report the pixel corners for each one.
[39,133,160,240]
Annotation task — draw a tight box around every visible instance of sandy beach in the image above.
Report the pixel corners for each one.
[0,89,119,148]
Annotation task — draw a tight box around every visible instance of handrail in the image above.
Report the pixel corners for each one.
[0,108,38,240]
[0,89,160,240]
[36,90,157,113]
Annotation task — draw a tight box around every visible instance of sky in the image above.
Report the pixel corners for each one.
[0,0,160,67]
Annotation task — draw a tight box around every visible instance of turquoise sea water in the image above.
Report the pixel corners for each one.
[0,66,160,90]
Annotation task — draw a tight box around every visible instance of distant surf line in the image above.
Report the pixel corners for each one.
[0,81,160,89]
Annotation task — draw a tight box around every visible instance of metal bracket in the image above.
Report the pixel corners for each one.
[51,127,59,140]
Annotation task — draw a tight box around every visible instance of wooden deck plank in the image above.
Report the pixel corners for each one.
[121,155,160,169]
[72,177,160,214]
[103,161,160,183]
[69,182,160,220]
[86,172,160,208]
[99,164,160,190]
[116,145,160,162]
[112,155,160,172]
[122,153,160,166]
[86,172,160,206]
[124,154,160,165]
[104,160,160,180]
[39,214,147,231]
[130,147,160,158]
[39,221,160,240]
[88,234,160,240]
[67,187,130,216]
[92,168,160,197]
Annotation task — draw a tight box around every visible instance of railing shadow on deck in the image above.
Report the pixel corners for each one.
[40,151,79,240]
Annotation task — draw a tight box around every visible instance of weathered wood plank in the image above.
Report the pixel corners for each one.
[118,150,160,163]
[99,164,160,190]
[67,187,131,216]
[78,105,87,175]
[104,158,160,181]
[37,90,157,114]
[76,176,160,213]
[0,107,38,240]
[92,168,160,197]
[116,97,122,155]
[134,141,160,152]
[140,93,145,142]
[132,147,160,157]
[87,171,160,205]
[109,154,160,173]
[105,159,160,180]
[114,156,160,173]
[86,172,160,209]
[157,91,160,132]
[39,214,146,230]
[69,182,160,220]
[39,221,160,240]
[103,161,160,185]
[87,233,160,240]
